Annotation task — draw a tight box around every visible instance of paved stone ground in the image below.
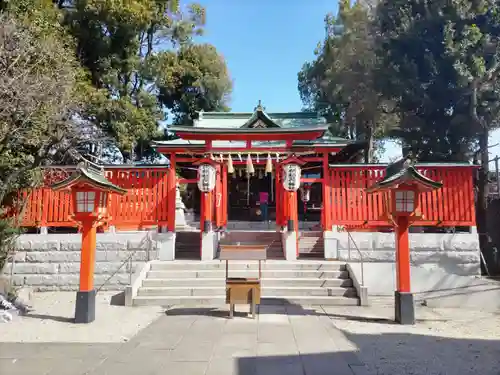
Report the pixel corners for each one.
[1,294,500,374]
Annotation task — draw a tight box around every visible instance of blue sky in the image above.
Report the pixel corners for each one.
[194,0,500,165]
[195,0,337,113]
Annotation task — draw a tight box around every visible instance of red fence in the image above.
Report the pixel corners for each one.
[19,167,171,230]
[17,164,476,230]
[329,165,476,227]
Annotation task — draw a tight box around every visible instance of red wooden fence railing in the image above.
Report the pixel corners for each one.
[17,164,476,230]
[18,167,170,230]
[329,164,476,227]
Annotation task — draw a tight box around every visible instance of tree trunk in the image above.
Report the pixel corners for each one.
[476,129,491,275]
[363,121,374,163]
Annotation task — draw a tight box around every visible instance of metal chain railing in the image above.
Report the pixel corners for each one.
[96,230,154,293]
[346,229,365,286]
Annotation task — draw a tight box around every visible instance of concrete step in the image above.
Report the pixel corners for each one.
[146,270,350,279]
[137,286,357,297]
[149,261,345,271]
[142,277,353,288]
[143,278,225,287]
[132,295,359,306]
[133,295,226,306]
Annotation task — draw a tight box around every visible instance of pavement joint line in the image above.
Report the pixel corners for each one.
[287,305,307,375]
[319,305,366,368]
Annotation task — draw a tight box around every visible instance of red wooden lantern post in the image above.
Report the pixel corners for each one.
[366,158,442,325]
[51,163,126,324]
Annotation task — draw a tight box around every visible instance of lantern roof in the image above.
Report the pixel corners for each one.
[192,157,220,166]
[366,157,443,193]
[50,162,127,195]
[280,155,307,166]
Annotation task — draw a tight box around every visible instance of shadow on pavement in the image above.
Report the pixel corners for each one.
[0,318,498,374]
[165,302,447,324]
[237,352,365,375]
[338,331,500,375]
[165,302,319,319]
[21,313,74,323]
[109,291,125,306]
[236,331,500,375]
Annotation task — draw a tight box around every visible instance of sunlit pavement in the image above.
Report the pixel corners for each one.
[0,300,499,375]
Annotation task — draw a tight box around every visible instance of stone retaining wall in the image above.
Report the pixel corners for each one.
[334,232,480,276]
[2,232,158,291]
[0,230,481,291]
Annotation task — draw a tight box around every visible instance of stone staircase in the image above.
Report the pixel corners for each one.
[175,231,200,260]
[298,231,324,259]
[132,260,359,306]
[220,231,284,259]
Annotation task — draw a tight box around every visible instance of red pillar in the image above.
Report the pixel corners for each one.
[322,152,332,231]
[275,167,281,227]
[288,191,298,226]
[75,218,97,323]
[167,154,176,232]
[200,191,213,232]
[214,166,222,228]
[395,216,411,293]
[282,184,289,226]
[394,214,414,324]
[79,219,96,293]
[222,164,228,228]
[287,190,299,255]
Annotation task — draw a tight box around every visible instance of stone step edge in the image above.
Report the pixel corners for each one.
[143,277,349,281]
[138,286,356,291]
[150,260,345,264]
[147,269,347,273]
[132,295,358,301]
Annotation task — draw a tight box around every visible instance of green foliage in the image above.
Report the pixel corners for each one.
[61,0,231,158]
[0,215,21,273]
[375,0,500,161]
[153,43,232,125]
[298,1,395,162]
[0,11,86,198]
[0,8,86,267]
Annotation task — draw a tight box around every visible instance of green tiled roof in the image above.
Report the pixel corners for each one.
[152,138,352,148]
[193,101,326,129]
[366,158,443,192]
[51,164,127,194]
[154,102,358,150]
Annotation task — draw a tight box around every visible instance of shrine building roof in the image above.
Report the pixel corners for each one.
[152,101,360,149]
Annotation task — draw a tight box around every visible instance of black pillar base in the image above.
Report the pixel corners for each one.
[74,289,96,324]
[394,291,415,325]
[203,220,212,233]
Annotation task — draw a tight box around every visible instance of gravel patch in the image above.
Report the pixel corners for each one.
[0,292,163,343]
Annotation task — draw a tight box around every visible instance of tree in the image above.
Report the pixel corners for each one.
[298,0,394,162]
[60,0,232,160]
[376,0,500,272]
[153,43,232,125]
[0,10,88,271]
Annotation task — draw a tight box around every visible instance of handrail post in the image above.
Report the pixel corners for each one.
[347,230,364,286]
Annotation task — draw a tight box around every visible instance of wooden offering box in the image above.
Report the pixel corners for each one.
[219,243,267,319]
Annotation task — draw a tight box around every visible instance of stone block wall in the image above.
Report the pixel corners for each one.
[2,232,158,291]
[335,232,480,276]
